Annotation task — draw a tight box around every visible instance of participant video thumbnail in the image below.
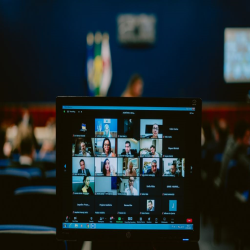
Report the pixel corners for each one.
[162,178,183,196]
[162,123,184,139]
[117,158,140,176]
[117,177,140,196]
[94,138,116,157]
[162,197,183,215]
[117,196,139,214]
[95,196,117,214]
[140,119,163,139]
[72,196,95,214]
[117,118,140,138]
[139,197,161,214]
[72,176,95,195]
[140,158,161,176]
[95,119,117,138]
[72,157,95,176]
[72,138,94,156]
[162,139,185,158]
[95,158,117,176]
[95,177,117,195]
[140,177,162,195]
[139,139,162,157]
[117,138,139,157]
[71,118,95,137]
[162,158,185,177]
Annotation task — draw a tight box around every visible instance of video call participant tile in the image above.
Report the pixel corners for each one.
[117,196,139,215]
[71,118,95,137]
[95,196,117,214]
[72,196,95,214]
[140,158,161,176]
[117,138,140,157]
[162,158,185,177]
[95,158,117,177]
[72,137,94,157]
[140,177,162,196]
[95,177,118,195]
[162,178,184,196]
[162,123,184,140]
[162,139,185,158]
[72,176,95,195]
[117,118,140,138]
[140,119,163,139]
[117,158,140,177]
[139,197,161,215]
[72,157,95,176]
[95,118,117,138]
[117,177,140,196]
[139,139,162,157]
[94,138,117,157]
[162,197,183,215]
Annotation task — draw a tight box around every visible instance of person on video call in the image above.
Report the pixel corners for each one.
[147,160,160,176]
[82,176,94,195]
[121,141,135,156]
[78,159,91,176]
[102,138,116,157]
[125,161,137,176]
[146,124,159,138]
[79,141,90,156]
[147,200,155,211]
[169,162,180,177]
[102,158,116,176]
[103,124,112,137]
[124,177,138,195]
[149,145,159,157]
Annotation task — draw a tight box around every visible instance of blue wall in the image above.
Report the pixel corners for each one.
[1,0,250,102]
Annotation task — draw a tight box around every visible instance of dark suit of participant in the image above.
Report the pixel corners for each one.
[120,150,138,157]
[78,168,91,176]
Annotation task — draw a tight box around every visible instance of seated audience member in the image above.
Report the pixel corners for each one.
[102,158,116,176]
[82,176,94,195]
[13,109,39,153]
[0,129,11,159]
[78,159,91,176]
[147,200,154,211]
[79,141,90,156]
[102,138,116,157]
[215,121,250,188]
[103,124,112,137]
[124,177,138,195]
[147,160,160,176]
[121,74,144,97]
[125,161,137,176]
[148,145,159,157]
[16,136,35,167]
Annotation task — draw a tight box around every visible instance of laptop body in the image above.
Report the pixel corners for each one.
[56,97,201,245]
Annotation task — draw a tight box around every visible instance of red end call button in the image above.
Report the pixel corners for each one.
[186,219,192,223]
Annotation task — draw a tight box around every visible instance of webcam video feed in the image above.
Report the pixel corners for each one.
[95,118,117,138]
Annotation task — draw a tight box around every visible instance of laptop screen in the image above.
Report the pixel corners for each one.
[56,97,201,241]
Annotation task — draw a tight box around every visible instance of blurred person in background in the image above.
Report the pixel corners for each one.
[215,120,250,188]
[0,129,11,159]
[13,109,39,153]
[12,136,35,167]
[121,74,144,97]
